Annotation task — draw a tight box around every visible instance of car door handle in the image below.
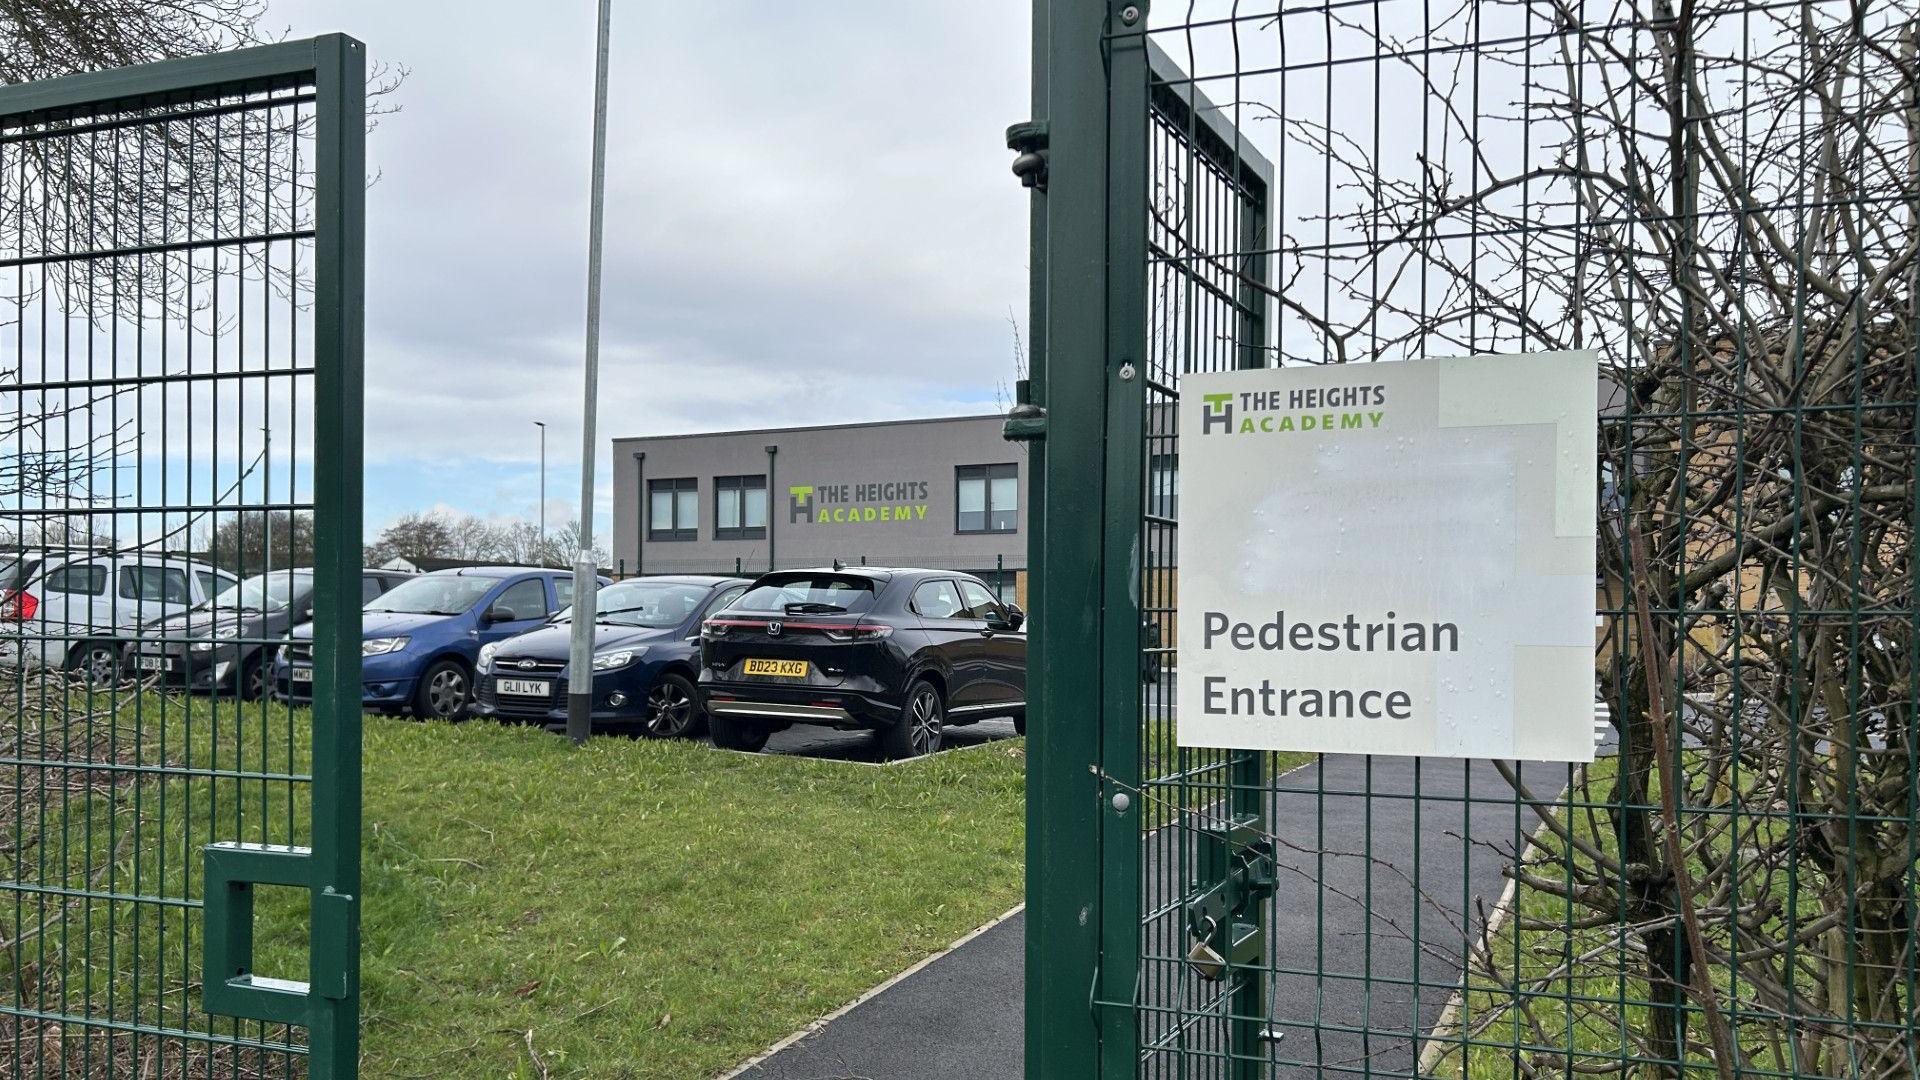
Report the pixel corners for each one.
[978,628,994,637]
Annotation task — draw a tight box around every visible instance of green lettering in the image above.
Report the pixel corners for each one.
[1277,416,1294,432]
[1369,411,1384,426]
[1340,412,1363,429]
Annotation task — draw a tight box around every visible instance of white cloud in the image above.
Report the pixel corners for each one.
[273,0,1032,537]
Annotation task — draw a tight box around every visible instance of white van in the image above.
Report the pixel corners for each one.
[0,550,239,681]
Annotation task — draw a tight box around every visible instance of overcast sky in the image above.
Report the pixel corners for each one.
[270,1,1032,542]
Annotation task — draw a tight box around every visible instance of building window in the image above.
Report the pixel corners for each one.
[986,575,1019,608]
[714,474,768,540]
[649,478,698,541]
[956,464,1018,534]
[1148,454,1179,520]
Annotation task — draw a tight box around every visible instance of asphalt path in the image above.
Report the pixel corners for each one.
[737,752,1571,1079]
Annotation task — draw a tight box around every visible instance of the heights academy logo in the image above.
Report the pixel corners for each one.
[1202,383,1389,436]
[789,480,932,526]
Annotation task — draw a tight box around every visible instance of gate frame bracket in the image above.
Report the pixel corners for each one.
[203,841,348,1025]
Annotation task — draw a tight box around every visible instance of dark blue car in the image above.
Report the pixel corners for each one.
[273,566,590,719]
[470,575,748,737]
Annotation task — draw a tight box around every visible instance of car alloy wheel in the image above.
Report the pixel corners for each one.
[77,644,119,685]
[244,656,270,701]
[907,685,943,755]
[645,680,695,738]
[426,667,468,719]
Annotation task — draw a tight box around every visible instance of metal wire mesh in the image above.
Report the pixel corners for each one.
[1,56,342,1077]
[1122,1,1920,1076]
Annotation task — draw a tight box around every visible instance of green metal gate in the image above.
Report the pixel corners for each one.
[1,37,365,1078]
[1022,2,1920,1078]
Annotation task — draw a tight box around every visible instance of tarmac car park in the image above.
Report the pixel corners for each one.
[697,567,1026,758]
[471,574,748,736]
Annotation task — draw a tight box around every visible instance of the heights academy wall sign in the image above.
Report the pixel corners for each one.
[1176,351,1599,762]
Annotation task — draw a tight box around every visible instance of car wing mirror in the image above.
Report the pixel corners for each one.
[485,604,519,624]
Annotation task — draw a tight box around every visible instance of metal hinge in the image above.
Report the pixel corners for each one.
[1003,377,1047,442]
[1006,120,1049,191]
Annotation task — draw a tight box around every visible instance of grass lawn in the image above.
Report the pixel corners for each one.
[365,719,1029,1078]
[6,698,1027,1079]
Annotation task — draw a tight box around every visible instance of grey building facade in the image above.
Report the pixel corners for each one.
[611,415,1028,603]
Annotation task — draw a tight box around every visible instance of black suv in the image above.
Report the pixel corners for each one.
[697,567,1026,758]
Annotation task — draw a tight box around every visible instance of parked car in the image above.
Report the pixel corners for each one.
[127,567,412,699]
[697,567,1026,758]
[470,575,748,736]
[274,566,590,719]
[0,549,239,682]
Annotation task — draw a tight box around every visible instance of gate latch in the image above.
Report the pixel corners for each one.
[1183,814,1274,981]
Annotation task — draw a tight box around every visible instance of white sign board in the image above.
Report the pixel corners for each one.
[1176,351,1599,762]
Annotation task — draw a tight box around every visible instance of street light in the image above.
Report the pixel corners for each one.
[567,0,613,746]
[534,420,547,557]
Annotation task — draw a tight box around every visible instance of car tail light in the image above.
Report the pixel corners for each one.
[0,590,39,621]
[821,622,893,643]
[701,619,733,640]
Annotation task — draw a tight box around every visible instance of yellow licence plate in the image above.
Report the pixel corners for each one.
[743,658,809,678]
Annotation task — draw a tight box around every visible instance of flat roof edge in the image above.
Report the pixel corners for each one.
[612,413,1008,445]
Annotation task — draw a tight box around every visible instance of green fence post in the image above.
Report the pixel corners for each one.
[1025,2,1138,1077]
[308,32,367,1080]
[1096,3,1151,1079]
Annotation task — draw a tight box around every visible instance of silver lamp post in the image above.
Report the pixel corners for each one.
[534,420,547,556]
[567,0,613,745]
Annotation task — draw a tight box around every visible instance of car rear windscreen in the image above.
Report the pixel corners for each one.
[0,558,41,592]
[735,574,877,615]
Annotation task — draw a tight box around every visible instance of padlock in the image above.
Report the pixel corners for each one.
[1187,915,1226,980]
[1187,935,1227,981]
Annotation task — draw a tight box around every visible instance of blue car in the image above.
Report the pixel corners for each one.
[470,575,748,737]
[273,566,592,719]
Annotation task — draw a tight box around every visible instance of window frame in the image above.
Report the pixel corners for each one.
[491,577,550,621]
[118,565,191,604]
[955,463,1020,535]
[712,474,768,541]
[1148,453,1180,521]
[909,579,969,620]
[46,563,108,596]
[648,477,699,542]
[701,583,750,620]
[958,578,1005,621]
